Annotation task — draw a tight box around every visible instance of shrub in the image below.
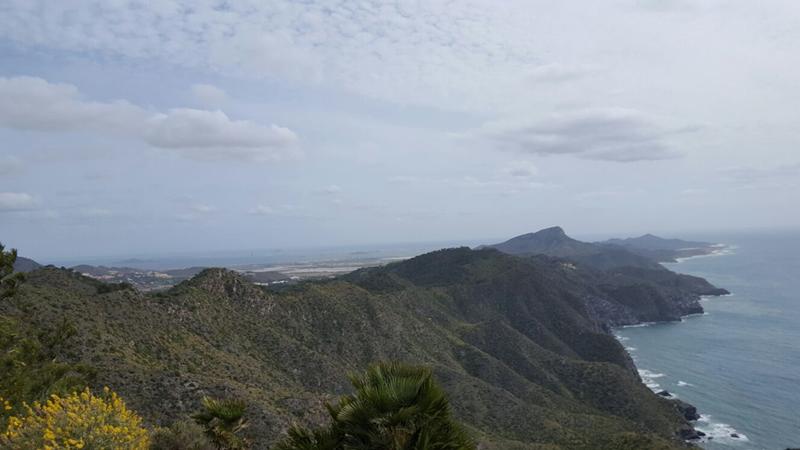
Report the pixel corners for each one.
[0,317,95,410]
[1,387,150,449]
[150,419,215,450]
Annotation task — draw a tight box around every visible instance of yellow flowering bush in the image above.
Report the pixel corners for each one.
[1,387,149,449]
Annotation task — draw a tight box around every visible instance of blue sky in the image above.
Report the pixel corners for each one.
[1,1,799,261]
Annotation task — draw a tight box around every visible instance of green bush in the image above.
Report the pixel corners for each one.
[150,419,215,450]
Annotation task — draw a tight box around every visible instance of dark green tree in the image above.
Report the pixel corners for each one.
[275,362,475,450]
[192,396,251,449]
[0,242,24,300]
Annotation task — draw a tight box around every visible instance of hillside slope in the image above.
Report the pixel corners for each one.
[0,248,709,449]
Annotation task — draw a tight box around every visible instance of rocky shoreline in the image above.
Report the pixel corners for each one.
[612,294,730,446]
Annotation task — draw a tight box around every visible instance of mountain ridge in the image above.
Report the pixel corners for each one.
[1,244,715,449]
[2,228,728,448]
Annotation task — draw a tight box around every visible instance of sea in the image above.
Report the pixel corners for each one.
[614,230,800,450]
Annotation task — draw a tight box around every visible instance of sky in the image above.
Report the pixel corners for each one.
[1,0,799,261]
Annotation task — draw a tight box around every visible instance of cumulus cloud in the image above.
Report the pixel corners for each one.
[473,108,685,162]
[0,76,146,133]
[0,77,298,161]
[145,109,298,161]
[190,83,228,107]
[0,192,37,211]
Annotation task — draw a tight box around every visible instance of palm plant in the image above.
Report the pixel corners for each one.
[192,396,250,449]
[275,362,475,450]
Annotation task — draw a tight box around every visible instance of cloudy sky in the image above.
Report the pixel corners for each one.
[1,0,799,261]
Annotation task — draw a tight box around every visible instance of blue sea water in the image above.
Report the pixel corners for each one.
[615,230,800,450]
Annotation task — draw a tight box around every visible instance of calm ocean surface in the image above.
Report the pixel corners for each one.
[615,230,800,450]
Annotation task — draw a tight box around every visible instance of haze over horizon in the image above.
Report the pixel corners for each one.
[2,1,799,260]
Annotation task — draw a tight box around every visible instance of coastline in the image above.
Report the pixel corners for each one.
[612,318,750,445]
[613,243,751,446]
[613,243,748,445]
[673,244,736,263]
[614,315,751,446]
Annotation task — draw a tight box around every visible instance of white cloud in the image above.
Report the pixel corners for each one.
[0,192,37,211]
[145,109,298,161]
[472,108,686,162]
[0,2,607,111]
[0,77,298,162]
[1,0,799,122]
[190,83,228,107]
[0,76,145,133]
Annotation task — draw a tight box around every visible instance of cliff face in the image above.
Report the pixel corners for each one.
[2,248,703,450]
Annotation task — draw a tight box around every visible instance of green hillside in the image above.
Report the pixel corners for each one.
[0,247,702,449]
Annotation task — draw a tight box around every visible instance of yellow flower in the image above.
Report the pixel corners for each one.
[0,388,149,449]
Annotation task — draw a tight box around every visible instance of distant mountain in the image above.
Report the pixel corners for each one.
[604,234,711,251]
[600,234,720,263]
[1,245,723,448]
[484,226,596,257]
[484,226,662,270]
[13,256,41,273]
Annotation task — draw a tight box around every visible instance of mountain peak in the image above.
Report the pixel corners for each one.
[183,268,265,302]
[516,226,575,244]
[484,226,600,259]
[533,226,567,237]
